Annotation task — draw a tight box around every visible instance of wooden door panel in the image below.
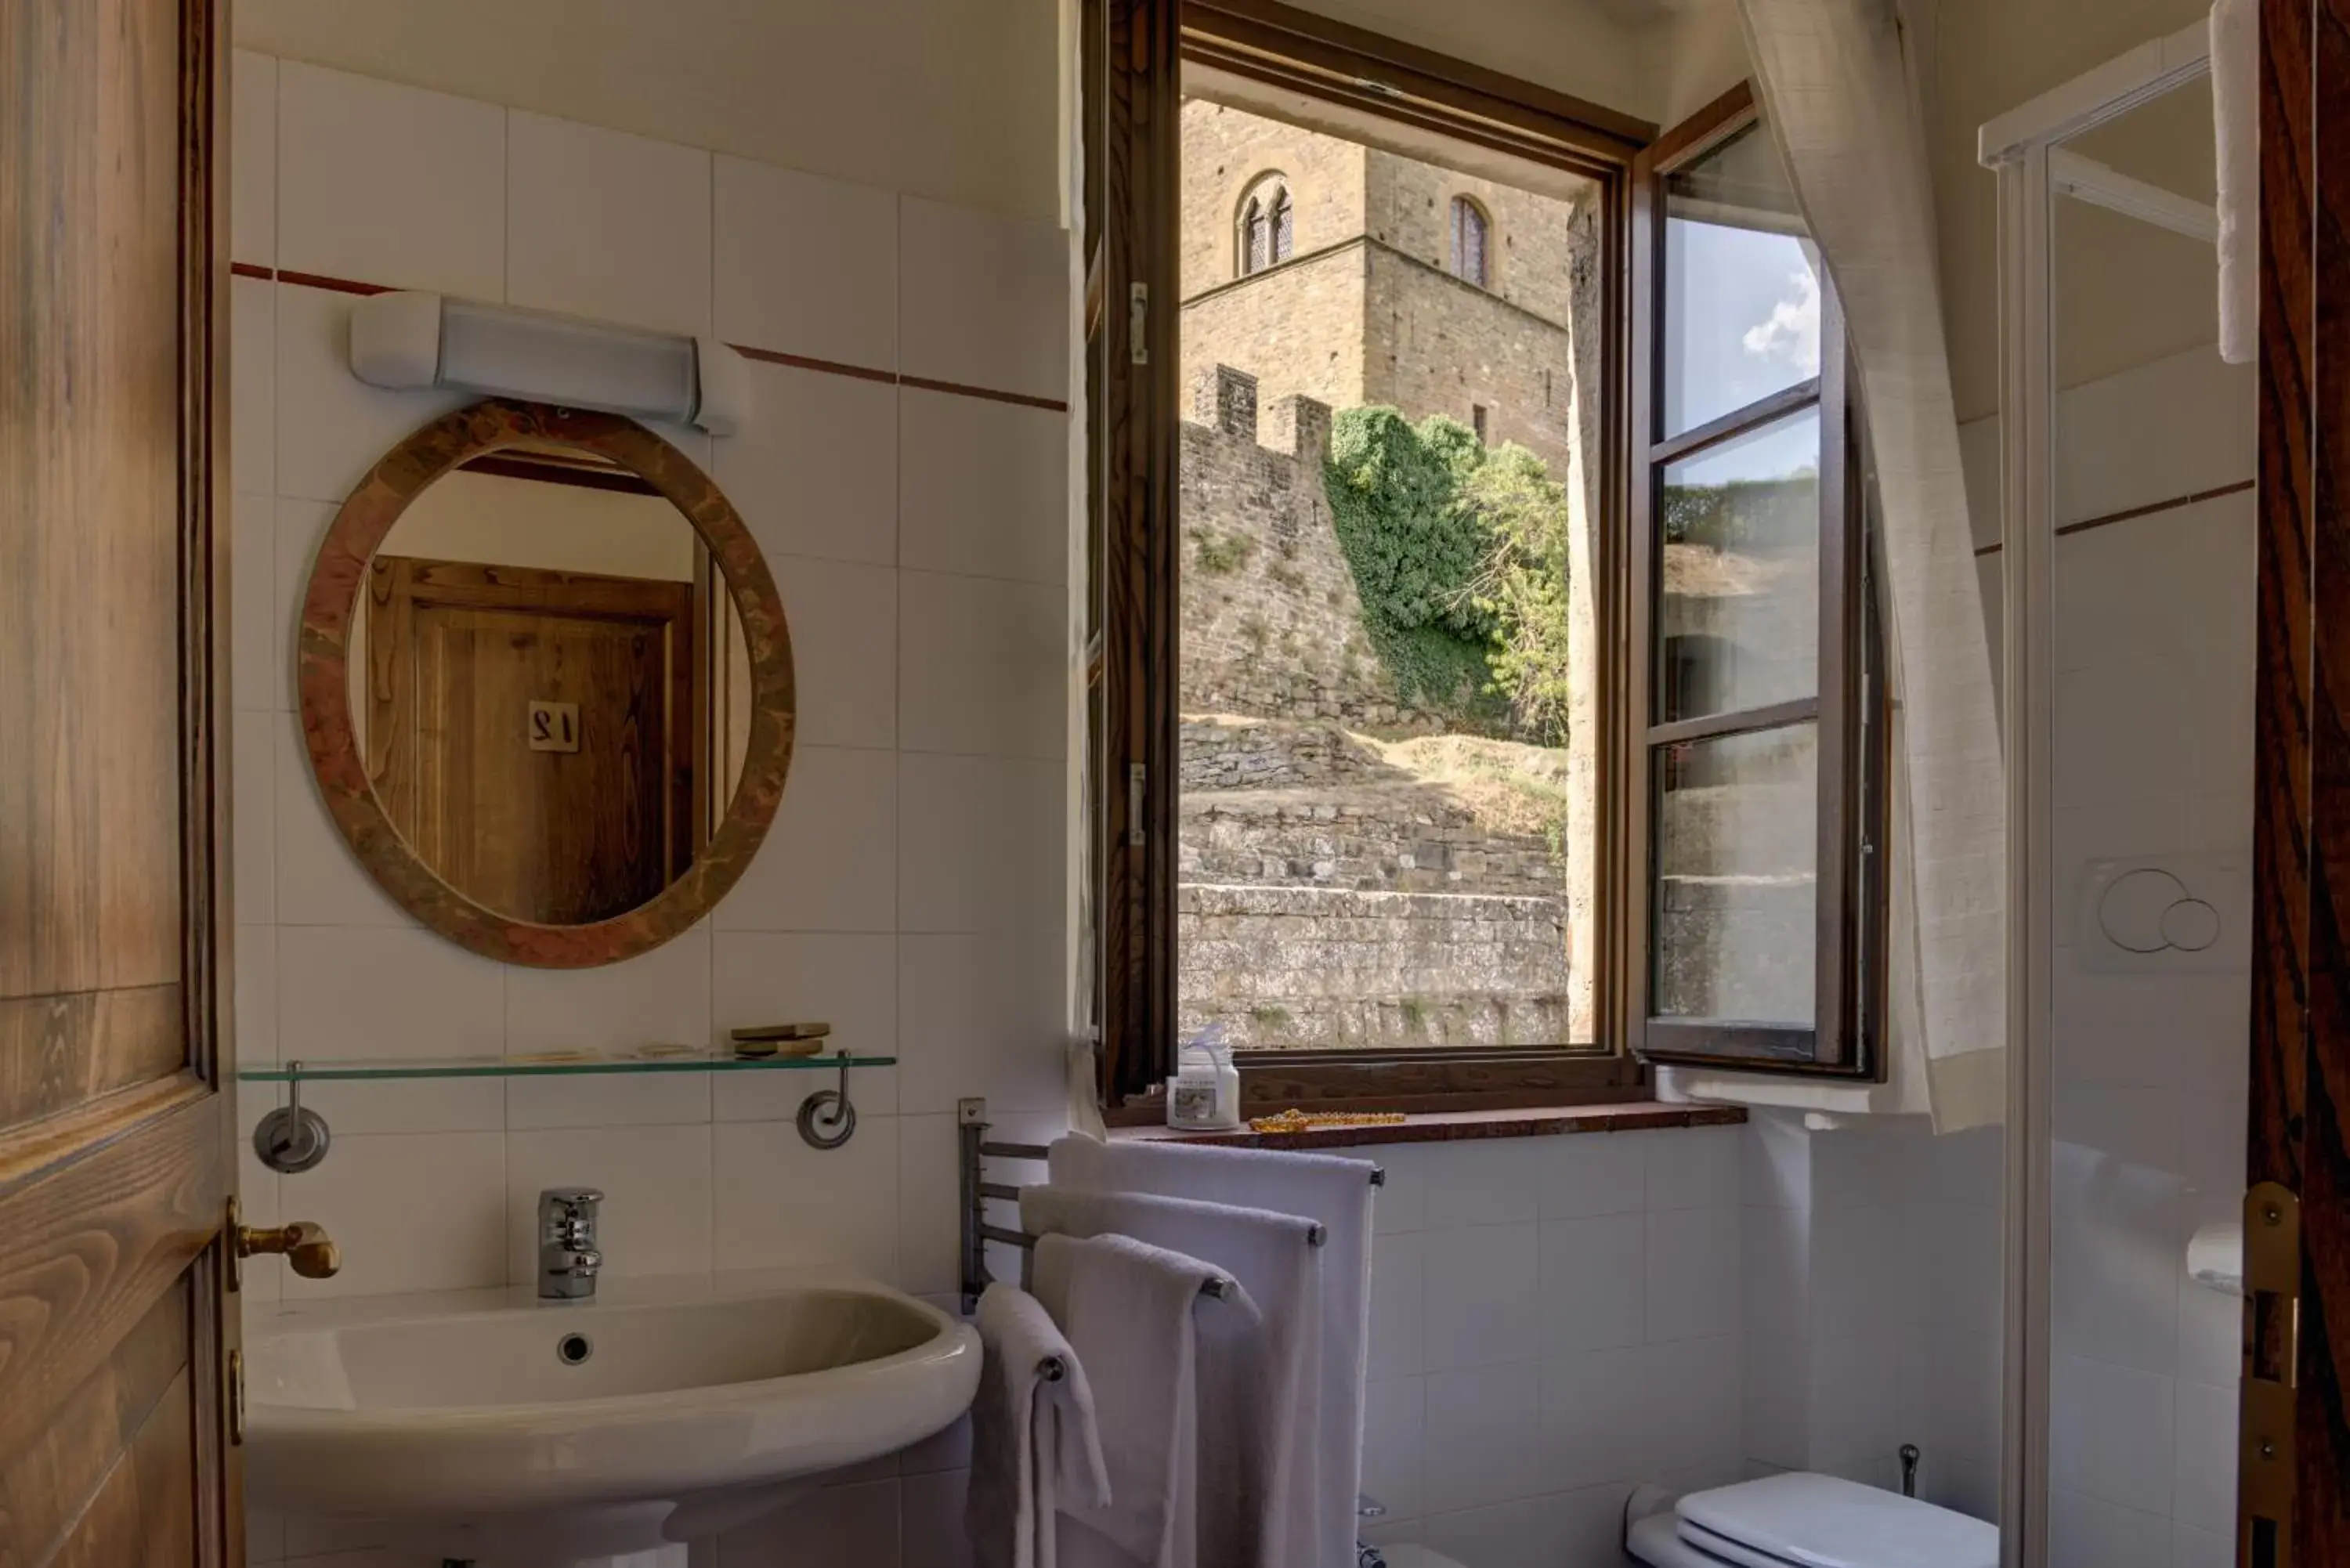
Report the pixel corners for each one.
[0,1275,194,1568]
[0,0,234,1563]
[370,556,698,924]
[2250,0,2350,1557]
[0,0,190,1008]
[0,1083,221,1494]
[0,988,187,1138]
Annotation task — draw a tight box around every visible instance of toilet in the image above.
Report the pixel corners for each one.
[1625,1472,1998,1568]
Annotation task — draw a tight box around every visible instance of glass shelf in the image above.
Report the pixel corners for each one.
[237,1050,894,1084]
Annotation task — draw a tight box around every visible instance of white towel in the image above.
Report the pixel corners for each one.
[1047,1136,1376,1568]
[1031,1232,1260,1568]
[2188,1216,2246,1295]
[1025,1184,1321,1568]
[2213,0,2259,363]
[968,1284,1113,1568]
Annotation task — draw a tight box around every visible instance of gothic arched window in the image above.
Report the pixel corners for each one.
[1449,196,1490,288]
[1238,176,1295,276]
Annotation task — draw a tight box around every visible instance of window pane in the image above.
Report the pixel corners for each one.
[1662,121,1818,437]
[1655,407,1820,723]
[1652,721,1817,1024]
[1176,94,1603,1052]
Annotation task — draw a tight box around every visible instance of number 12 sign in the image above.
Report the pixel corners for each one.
[528,700,580,753]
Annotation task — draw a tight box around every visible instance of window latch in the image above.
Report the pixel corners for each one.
[1126,762,1146,847]
[1129,283,1148,366]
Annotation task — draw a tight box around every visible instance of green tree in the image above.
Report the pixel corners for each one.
[1464,442,1575,745]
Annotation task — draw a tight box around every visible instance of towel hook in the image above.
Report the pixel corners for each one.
[795,1050,859,1150]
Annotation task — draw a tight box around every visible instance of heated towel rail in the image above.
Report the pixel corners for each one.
[955,1097,1381,1317]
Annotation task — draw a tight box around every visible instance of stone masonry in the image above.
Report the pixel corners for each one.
[1174,96,1611,1050]
[1178,364,1445,730]
[1180,97,1591,477]
[1174,363,1574,1049]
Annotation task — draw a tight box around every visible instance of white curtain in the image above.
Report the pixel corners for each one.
[1737,0,2006,1130]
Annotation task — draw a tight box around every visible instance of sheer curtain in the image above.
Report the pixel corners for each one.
[1728,0,2004,1129]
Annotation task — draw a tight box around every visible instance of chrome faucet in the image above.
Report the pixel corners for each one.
[537,1187,604,1301]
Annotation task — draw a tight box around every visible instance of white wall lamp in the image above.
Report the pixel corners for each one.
[349,292,751,436]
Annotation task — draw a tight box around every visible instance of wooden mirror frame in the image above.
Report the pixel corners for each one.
[297,398,795,967]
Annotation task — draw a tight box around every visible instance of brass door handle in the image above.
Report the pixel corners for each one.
[237,1219,342,1279]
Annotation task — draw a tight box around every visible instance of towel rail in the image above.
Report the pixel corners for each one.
[956,1097,1380,1313]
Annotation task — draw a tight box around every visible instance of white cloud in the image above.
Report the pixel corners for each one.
[1741,266,1821,375]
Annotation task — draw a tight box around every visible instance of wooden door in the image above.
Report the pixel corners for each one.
[2246,0,2350,1560]
[0,1,237,1566]
[364,557,700,924]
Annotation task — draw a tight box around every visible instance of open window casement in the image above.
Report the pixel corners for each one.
[1627,85,1889,1082]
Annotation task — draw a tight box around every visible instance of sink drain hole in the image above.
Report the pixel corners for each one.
[556,1331,593,1366]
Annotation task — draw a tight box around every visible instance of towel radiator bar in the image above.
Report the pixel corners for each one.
[956,1097,1382,1315]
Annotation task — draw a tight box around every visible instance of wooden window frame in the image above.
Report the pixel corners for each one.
[1624,83,1888,1078]
[1083,0,1665,1116]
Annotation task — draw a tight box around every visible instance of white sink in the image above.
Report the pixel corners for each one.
[245,1271,979,1564]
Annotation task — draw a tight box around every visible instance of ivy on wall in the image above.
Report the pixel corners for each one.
[1323,407,1503,722]
[1322,406,1572,739]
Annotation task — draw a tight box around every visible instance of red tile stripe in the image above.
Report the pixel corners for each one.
[234,263,1072,414]
[898,373,1072,414]
[1972,477,2256,558]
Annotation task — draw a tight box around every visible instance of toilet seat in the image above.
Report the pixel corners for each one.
[1625,1472,1997,1568]
[1628,1511,1740,1568]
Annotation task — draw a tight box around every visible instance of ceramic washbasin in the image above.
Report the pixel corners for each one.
[244,1272,979,1564]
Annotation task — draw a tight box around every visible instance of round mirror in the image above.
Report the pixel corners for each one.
[298,399,794,966]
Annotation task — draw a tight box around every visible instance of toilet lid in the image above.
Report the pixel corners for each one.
[1676,1473,1998,1568]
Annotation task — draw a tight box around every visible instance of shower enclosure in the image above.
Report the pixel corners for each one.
[1981,21,2258,1568]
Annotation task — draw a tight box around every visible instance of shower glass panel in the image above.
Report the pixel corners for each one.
[2042,74,2254,1568]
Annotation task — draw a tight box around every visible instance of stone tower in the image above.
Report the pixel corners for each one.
[1177,98,1592,477]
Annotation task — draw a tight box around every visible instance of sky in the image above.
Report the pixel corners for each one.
[1662,218,1824,483]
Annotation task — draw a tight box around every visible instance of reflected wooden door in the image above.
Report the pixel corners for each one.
[365,558,700,924]
[0,0,237,1566]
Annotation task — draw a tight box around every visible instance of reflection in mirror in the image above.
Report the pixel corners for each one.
[349,447,753,926]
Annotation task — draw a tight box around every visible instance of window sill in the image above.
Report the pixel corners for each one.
[1108,1100,1748,1152]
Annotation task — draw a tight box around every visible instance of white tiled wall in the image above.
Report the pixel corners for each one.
[231,50,1792,1568]
[1357,1126,1746,1568]
[230,52,1072,1568]
[1739,1113,2005,1523]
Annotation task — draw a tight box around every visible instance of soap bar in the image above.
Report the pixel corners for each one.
[730,1021,832,1059]
[729,1021,832,1042]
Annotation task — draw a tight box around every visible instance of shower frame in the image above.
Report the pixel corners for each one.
[1976,21,2220,1568]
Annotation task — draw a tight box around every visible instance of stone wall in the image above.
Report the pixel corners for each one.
[1179,99,1368,298]
[1172,96,1607,1050]
[1177,364,1443,728]
[1180,789,1563,899]
[1180,244,1369,421]
[1177,96,1590,482]
[1361,146,1584,326]
[1177,715,1390,791]
[1361,242,1574,475]
[1177,883,1572,1050]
